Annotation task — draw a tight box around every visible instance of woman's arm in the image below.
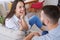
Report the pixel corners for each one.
[24,32,40,40]
[20,18,28,31]
[18,13,28,31]
[24,32,34,40]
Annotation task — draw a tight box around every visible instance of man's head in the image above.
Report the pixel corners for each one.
[40,5,60,26]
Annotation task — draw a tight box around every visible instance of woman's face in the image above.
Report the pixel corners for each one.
[15,1,25,17]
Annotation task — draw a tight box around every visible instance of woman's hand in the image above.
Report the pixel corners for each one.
[18,20,23,31]
[18,11,25,31]
[20,11,25,19]
[18,18,28,31]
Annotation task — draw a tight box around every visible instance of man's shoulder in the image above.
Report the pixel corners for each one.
[32,32,60,40]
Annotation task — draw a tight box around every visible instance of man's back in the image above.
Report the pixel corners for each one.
[32,24,60,40]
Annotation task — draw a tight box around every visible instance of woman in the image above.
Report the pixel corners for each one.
[3,0,29,40]
[4,0,29,30]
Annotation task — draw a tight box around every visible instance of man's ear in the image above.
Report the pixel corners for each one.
[44,19,49,26]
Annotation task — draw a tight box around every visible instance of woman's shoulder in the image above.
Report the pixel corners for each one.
[5,17,16,29]
[5,17,14,24]
[5,18,11,21]
[5,18,10,21]
[5,17,14,21]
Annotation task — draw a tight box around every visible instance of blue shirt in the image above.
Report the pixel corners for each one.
[32,24,60,40]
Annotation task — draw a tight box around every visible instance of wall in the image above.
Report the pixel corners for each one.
[39,0,58,6]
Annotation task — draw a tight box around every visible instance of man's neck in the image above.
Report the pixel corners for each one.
[48,23,58,31]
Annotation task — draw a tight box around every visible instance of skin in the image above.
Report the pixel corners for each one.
[24,32,40,40]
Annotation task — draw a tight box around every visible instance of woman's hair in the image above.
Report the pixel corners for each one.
[3,0,25,25]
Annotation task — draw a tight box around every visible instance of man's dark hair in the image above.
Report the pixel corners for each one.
[42,5,60,24]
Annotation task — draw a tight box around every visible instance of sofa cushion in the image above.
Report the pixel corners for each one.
[0,24,25,40]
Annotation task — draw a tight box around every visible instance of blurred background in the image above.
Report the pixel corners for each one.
[0,0,59,24]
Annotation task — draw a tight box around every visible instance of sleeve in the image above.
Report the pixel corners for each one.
[29,15,43,28]
[32,34,52,40]
[5,19,18,30]
[32,34,53,40]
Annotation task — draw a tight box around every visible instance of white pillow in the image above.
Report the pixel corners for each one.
[0,24,25,40]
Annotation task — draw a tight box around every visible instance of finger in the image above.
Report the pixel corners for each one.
[18,20,22,23]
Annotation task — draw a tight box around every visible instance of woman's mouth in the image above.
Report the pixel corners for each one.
[20,12,23,14]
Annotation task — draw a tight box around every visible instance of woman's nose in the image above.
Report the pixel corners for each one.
[21,7,25,11]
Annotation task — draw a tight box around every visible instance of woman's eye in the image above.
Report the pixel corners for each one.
[19,6,24,8]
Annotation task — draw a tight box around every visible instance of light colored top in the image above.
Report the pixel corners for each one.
[32,24,60,40]
[5,15,31,40]
[5,15,31,30]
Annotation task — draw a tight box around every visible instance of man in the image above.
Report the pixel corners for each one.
[24,5,60,40]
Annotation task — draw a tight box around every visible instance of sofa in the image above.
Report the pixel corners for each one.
[0,23,42,40]
[0,24,26,40]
